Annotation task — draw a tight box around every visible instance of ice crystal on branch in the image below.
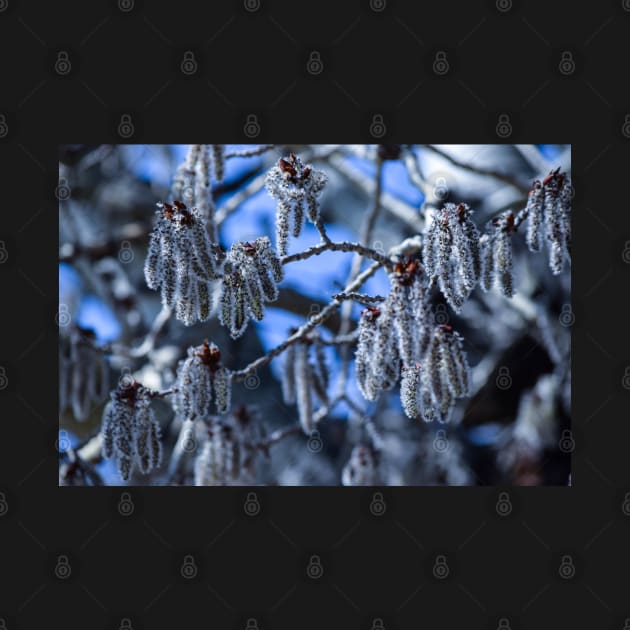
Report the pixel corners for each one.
[194,421,241,486]
[400,325,470,423]
[218,237,284,338]
[144,200,218,325]
[264,152,328,255]
[423,203,481,312]
[480,210,515,297]
[341,445,379,486]
[524,168,571,274]
[59,327,108,421]
[171,145,219,227]
[173,340,233,420]
[101,380,162,481]
[355,258,429,401]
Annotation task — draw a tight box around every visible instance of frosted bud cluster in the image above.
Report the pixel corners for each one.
[264,152,328,255]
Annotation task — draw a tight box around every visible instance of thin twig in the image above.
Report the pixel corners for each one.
[281,240,393,269]
[224,145,276,159]
[331,291,386,305]
[253,424,302,451]
[232,260,383,382]
[422,144,530,194]
[325,152,423,232]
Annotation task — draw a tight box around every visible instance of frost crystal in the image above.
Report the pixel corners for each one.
[398,325,470,423]
[480,211,514,297]
[59,327,108,421]
[355,258,429,401]
[173,340,233,420]
[264,153,327,255]
[144,200,218,325]
[524,169,571,274]
[341,445,379,486]
[101,381,162,481]
[194,421,241,486]
[218,237,284,339]
[211,144,225,183]
[422,203,481,312]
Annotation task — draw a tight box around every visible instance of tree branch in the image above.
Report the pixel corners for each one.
[422,144,531,194]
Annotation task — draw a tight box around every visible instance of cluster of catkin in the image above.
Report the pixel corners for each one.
[480,210,516,297]
[400,325,470,423]
[59,327,108,421]
[264,152,328,255]
[524,168,571,274]
[171,144,223,223]
[101,380,162,481]
[423,203,481,312]
[281,332,329,435]
[144,200,219,325]
[193,420,243,486]
[173,340,232,420]
[355,258,430,401]
[219,237,284,339]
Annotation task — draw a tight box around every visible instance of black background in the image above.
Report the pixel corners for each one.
[1,0,630,628]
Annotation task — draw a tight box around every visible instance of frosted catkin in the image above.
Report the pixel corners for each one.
[265,153,327,255]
